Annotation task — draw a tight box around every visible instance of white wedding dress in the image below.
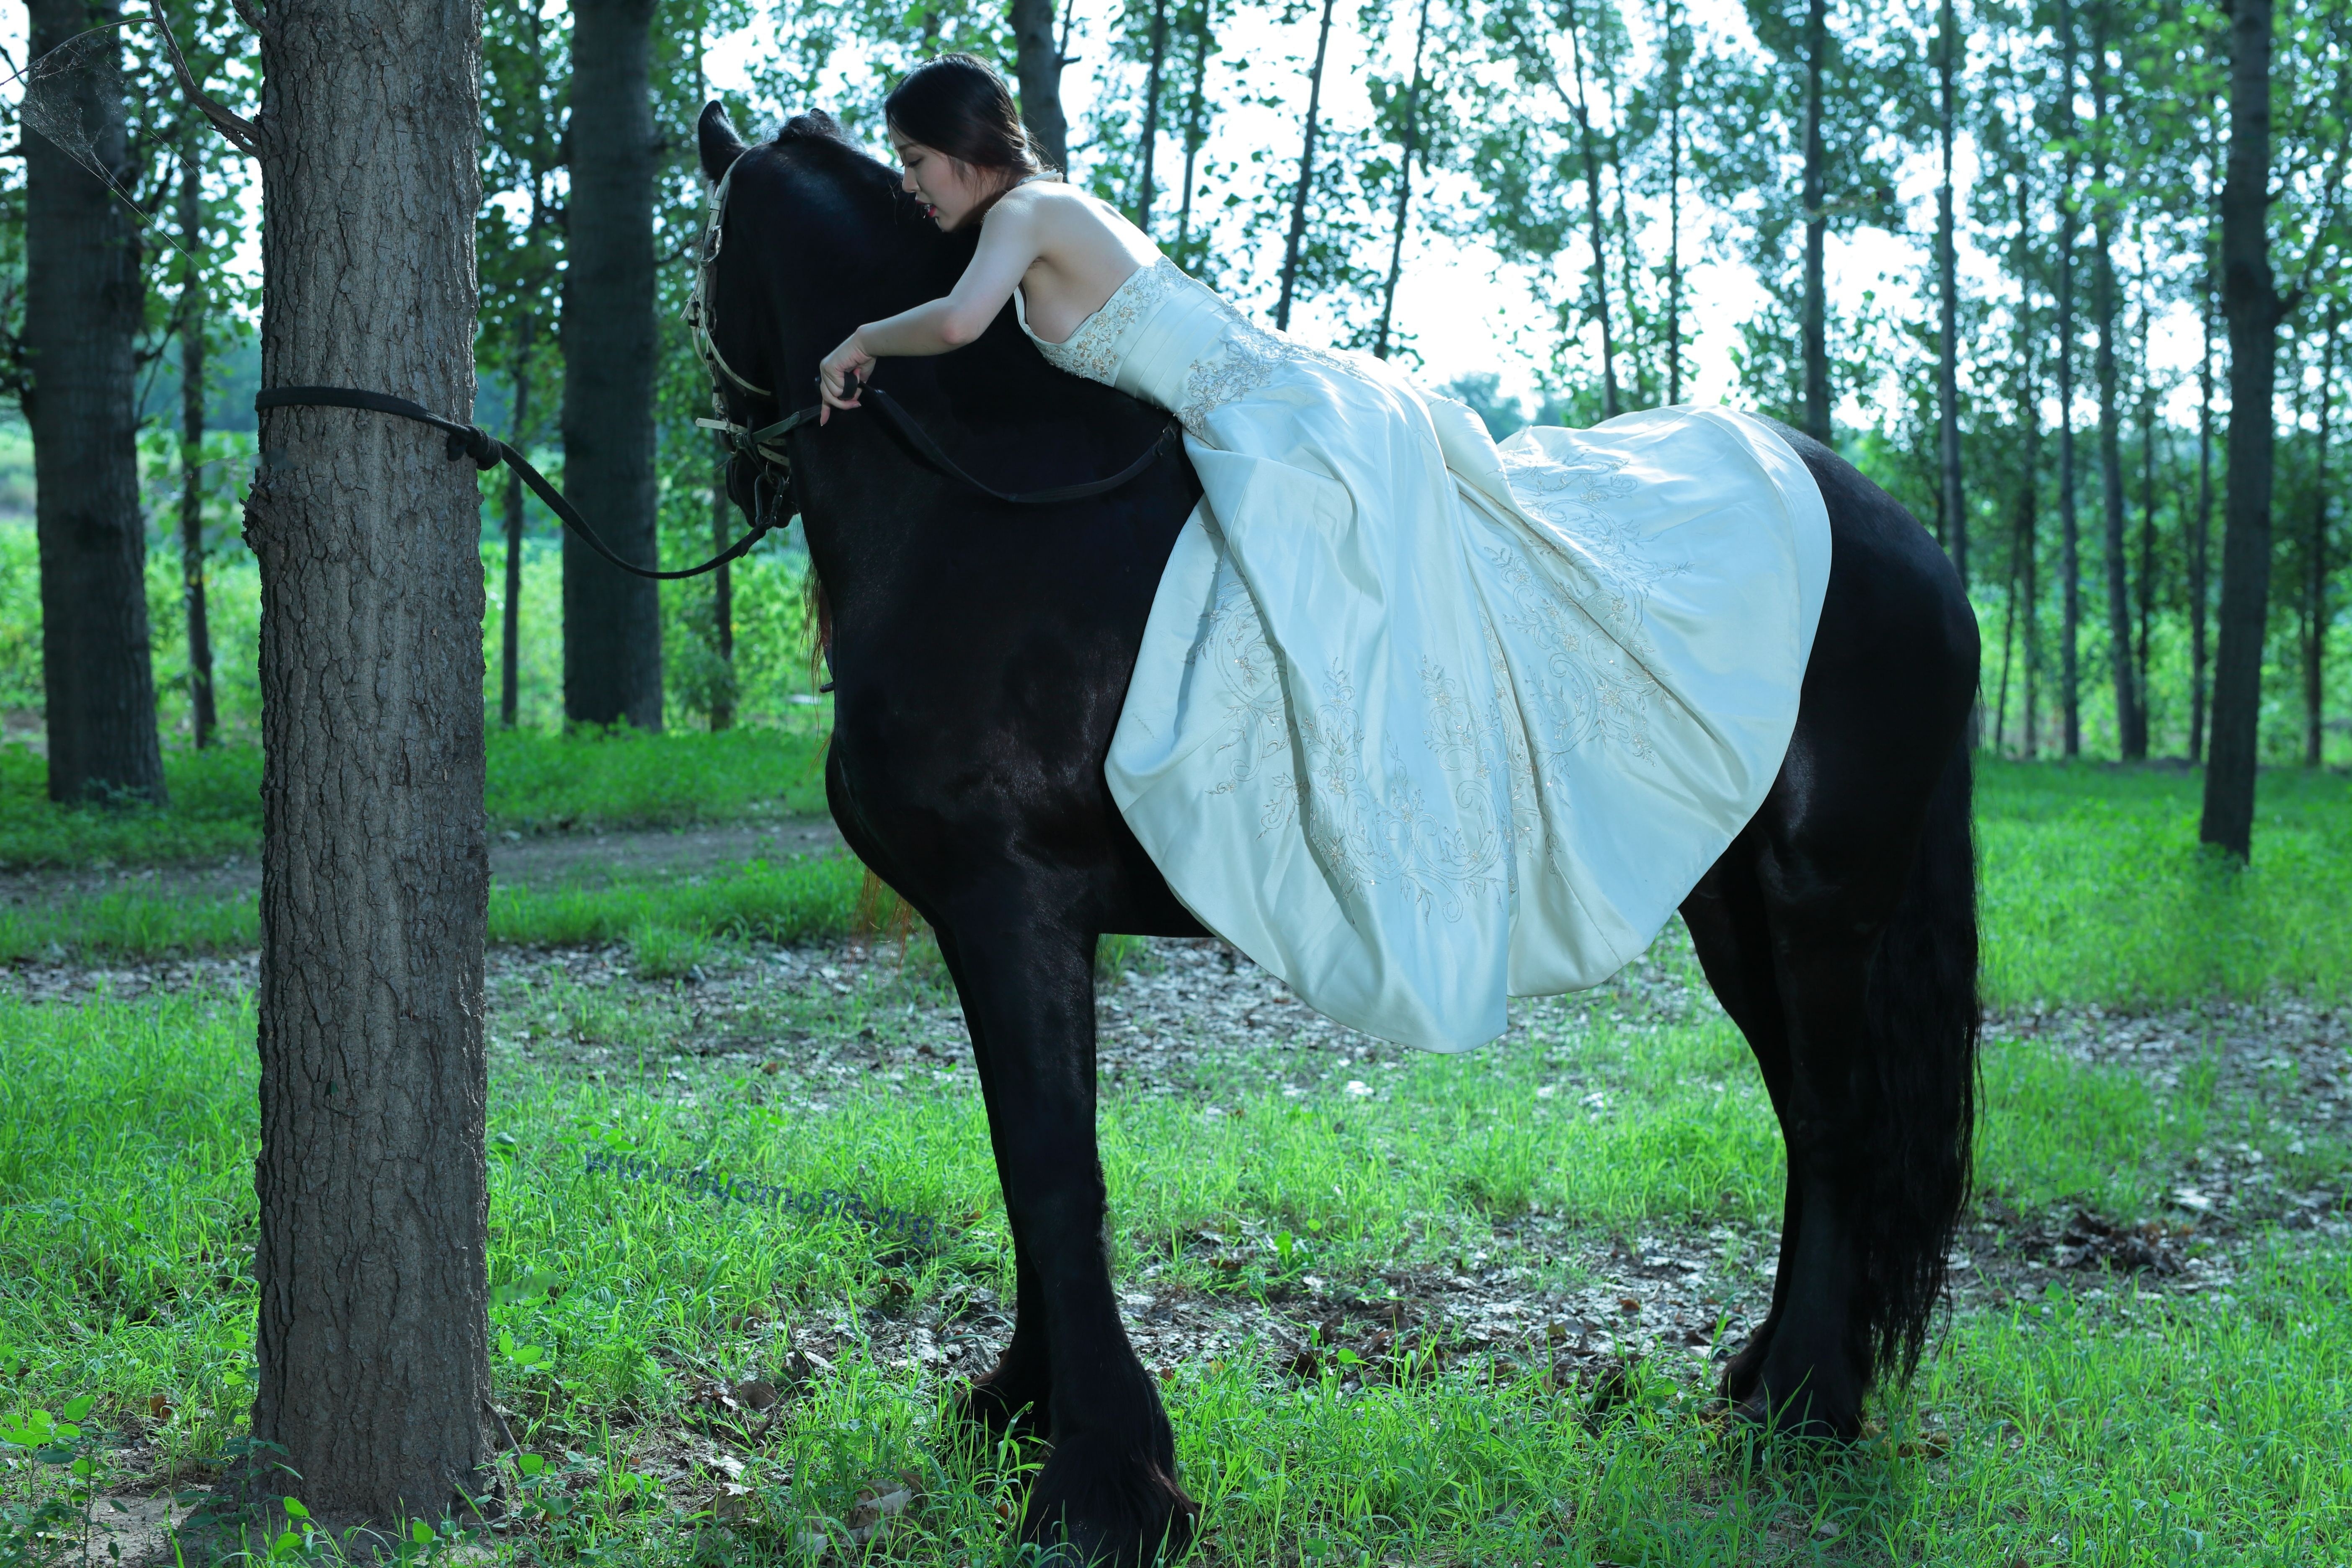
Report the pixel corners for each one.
[1014,257,1832,1052]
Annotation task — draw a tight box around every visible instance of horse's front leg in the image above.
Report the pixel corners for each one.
[935,897,1197,1567]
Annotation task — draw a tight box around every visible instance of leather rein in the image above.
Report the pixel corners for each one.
[252,155,1182,582]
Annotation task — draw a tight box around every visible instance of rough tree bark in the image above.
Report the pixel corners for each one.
[1936,0,1964,591]
[2306,303,2337,768]
[2012,170,2041,760]
[2091,14,2142,758]
[177,121,216,751]
[1800,0,1828,442]
[2200,0,2281,859]
[1372,0,1431,361]
[1013,0,1070,170]
[2053,0,2081,756]
[26,0,165,804]
[1565,0,1619,418]
[242,0,491,1524]
[1663,0,1685,404]
[2191,239,2215,763]
[1173,5,1212,259]
[1135,0,1170,232]
[562,0,663,731]
[1274,0,1337,331]
[500,319,531,730]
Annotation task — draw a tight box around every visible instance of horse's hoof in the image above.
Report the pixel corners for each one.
[1728,1375,1862,1443]
[951,1350,1054,1444]
[1716,1324,1774,1406]
[1021,1437,1198,1568]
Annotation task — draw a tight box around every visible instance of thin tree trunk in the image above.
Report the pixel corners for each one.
[2054,0,2081,756]
[2307,301,2337,767]
[177,127,216,751]
[1373,0,1431,361]
[563,0,663,731]
[1994,521,2020,753]
[1174,5,1211,260]
[1664,0,1684,405]
[2191,235,2215,763]
[500,320,531,730]
[26,0,164,805]
[2091,14,2141,758]
[1274,0,1337,332]
[243,0,490,1521]
[1800,0,1828,441]
[1135,0,1171,232]
[2200,0,2281,859]
[1566,1,1620,418]
[2136,306,2157,732]
[2012,143,2041,759]
[711,446,736,732]
[1014,0,1070,170]
[1937,0,1964,592]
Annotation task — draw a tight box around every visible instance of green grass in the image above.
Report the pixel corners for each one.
[0,957,2343,1565]
[0,722,831,869]
[1975,759,2352,1007]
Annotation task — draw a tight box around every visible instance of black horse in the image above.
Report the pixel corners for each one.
[695,104,1981,1566]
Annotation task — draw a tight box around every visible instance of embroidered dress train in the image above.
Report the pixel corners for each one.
[1015,257,1834,1052]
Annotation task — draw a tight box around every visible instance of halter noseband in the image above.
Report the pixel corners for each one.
[687,157,822,526]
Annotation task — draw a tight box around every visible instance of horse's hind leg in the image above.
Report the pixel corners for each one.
[1723,742,1978,1438]
[1680,838,1799,1407]
[933,898,1196,1567]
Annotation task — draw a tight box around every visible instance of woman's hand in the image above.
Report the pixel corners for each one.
[818,332,874,424]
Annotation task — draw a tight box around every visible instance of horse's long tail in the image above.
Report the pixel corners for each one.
[1857,736,1980,1382]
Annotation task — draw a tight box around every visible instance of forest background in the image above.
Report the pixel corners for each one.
[0,0,2345,773]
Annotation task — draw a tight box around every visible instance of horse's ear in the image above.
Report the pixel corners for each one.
[699,101,748,183]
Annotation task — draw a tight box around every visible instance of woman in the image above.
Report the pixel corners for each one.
[821,54,1831,1052]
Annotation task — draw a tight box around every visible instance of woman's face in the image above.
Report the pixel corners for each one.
[889,129,1001,231]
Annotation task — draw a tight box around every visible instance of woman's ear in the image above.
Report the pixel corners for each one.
[699,101,749,183]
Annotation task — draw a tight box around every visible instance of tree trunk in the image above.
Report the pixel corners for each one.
[2012,141,2040,759]
[1800,0,1828,441]
[26,0,164,805]
[2094,225,2140,756]
[1567,0,1619,418]
[1174,5,1211,260]
[562,0,663,731]
[710,446,735,732]
[1274,0,1336,332]
[1373,0,1431,360]
[500,321,531,730]
[2200,0,2280,859]
[178,125,217,751]
[1936,0,1963,592]
[2137,306,2157,731]
[2091,18,2141,758]
[2191,238,2215,763]
[243,0,490,1523]
[1135,0,1170,232]
[1014,0,1070,170]
[1664,0,1684,405]
[2054,0,2081,756]
[2307,302,2337,767]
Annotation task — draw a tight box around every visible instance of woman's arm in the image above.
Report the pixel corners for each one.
[817,196,1043,416]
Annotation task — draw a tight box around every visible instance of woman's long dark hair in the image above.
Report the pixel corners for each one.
[884,54,1054,221]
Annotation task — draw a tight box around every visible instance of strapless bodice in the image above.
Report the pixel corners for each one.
[1015,257,1354,438]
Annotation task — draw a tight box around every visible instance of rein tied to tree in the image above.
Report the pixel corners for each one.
[253,385,793,581]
